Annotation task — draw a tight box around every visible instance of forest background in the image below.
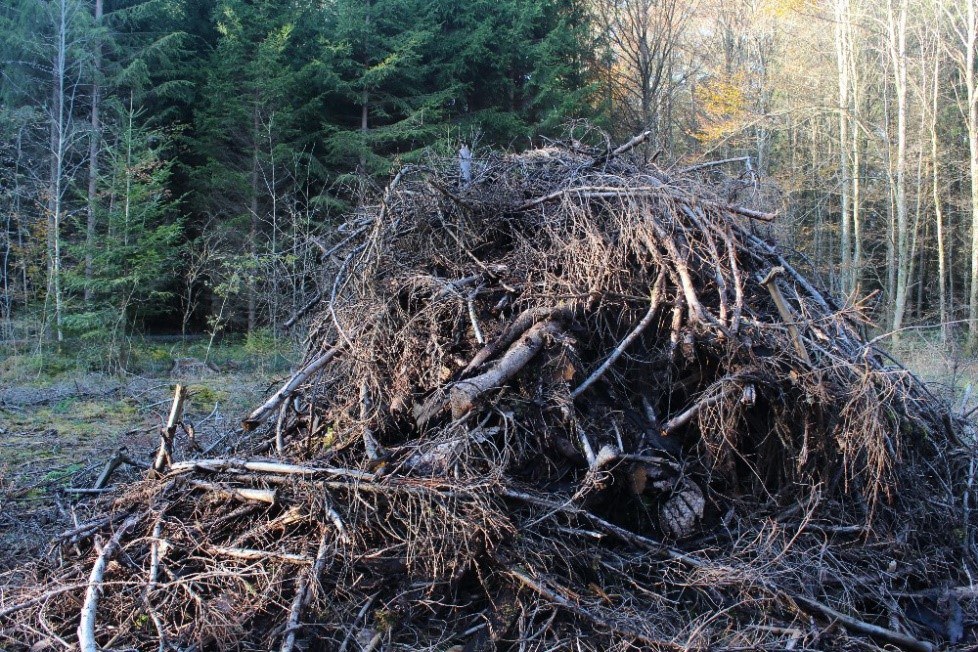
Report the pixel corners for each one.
[2,0,977,367]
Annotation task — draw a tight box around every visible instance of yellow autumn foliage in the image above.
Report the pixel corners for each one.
[693,75,750,144]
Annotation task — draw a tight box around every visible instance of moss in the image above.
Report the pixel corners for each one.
[188,385,230,411]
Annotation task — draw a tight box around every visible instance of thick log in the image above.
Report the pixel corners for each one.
[450,320,563,418]
[461,304,573,377]
[416,319,564,426]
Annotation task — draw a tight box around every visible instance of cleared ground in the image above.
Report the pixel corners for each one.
[0,336,296,569]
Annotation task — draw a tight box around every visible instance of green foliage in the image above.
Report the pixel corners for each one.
[65,108,183,338]
[0,0,602,347]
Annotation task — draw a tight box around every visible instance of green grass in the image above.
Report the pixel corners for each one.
[0,331,300,384]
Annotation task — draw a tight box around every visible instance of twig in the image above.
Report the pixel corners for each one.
[0,583,91,620]
[507,568,683,650]
[571,271,665,398]
[792,595,934,652]
[283,291,322,331]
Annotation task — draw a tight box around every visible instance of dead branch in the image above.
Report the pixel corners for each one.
[243,348,340,430]
[571,270,665,399]
[152,384,186,474]
[447,319,564,421]
[77,511,143,652]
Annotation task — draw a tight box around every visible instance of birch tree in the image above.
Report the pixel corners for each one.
[942,0,978,347]
[886,0,910,332]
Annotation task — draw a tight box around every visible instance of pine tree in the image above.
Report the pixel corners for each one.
[65,102,182,339]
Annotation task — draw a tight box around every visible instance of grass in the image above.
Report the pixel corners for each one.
[885,329,978,411]
[0,330,301,504]
[0,329,299,385]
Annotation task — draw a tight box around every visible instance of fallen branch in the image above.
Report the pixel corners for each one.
[588,130,653,166]
[283,291,323,331]
[205,544,312,565]
[190,480,277,504]
[461,304,573,377]
[679,156,752,174]
[152,385,186,474]
[793,595,934,652]
[662,382,740,435]
[77,511,143,652]
[571,271,665,399]
[507,568,683,650]
[421,319,564,424]
[93,447,142,490]
[759,266,811,364]
[169,458,374,482]
[280,522,335,652]
[243,348,340,430]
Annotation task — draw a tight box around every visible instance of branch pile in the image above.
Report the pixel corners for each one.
[3,141,977,651]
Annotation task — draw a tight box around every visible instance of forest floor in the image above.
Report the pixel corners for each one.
[0,335,298,570]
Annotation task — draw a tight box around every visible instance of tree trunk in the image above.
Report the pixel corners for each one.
[967,0,978,350]
[835,0,852,292]
[47,0,69,343]
[248,101,259,334]
[888,0,910,334]
[84,0,103,303]
[931,55,948,341]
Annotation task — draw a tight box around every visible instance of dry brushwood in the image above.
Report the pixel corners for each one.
[3,137,978,651]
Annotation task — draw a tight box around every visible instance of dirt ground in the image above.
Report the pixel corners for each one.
[0,365,272,570]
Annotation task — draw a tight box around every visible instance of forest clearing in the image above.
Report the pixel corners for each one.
[3,141,978,651]
[8,0,978,649]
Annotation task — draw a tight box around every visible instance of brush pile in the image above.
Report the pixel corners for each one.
[3,136,977,651]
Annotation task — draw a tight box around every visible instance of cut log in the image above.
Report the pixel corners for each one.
[416,319,564,426]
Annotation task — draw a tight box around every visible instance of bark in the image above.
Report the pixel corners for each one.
[967,0,978,349]
[449,320,563,419]
[47,0,70,343]
[835,0,853,291]
[84,0,103,303]
[931,55,948,340]
[77,512,143,652]
[248,101,260,334]
[242,347,340,429]
[888,0,910,333]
